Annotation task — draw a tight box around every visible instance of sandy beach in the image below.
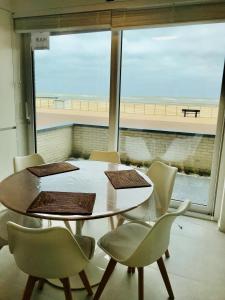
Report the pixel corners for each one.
[36,96,218,134]
[37,107,217,134]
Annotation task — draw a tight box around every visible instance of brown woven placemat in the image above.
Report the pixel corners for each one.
[27,191,96,215]
[27,162,79,177]
[105,169,151,189]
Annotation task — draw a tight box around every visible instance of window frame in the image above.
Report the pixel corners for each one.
[24,23,225,218]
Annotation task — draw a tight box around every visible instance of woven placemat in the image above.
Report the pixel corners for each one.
[105,169,151,189]
[27,191,96,215]
[27,162,79,177]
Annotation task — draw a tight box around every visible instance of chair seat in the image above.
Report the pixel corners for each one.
[98,222,150,263]
[75,235,95,259]
[0,208,42,242]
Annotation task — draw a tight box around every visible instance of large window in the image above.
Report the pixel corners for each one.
[34,31,111,162]
[31,23,225,214]
[119,23,225,211]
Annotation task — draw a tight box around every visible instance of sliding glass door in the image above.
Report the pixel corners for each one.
[118,23,225,213]
[33,31,111,163]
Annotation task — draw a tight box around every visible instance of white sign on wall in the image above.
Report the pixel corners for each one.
[31,32,50,50]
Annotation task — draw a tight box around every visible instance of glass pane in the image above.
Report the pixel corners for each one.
[34,31,111,162]
[119,23,225,208]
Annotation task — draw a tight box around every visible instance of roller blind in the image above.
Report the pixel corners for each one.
[14,2,225,33]
[14,10,111,33]
[112,2,225,29]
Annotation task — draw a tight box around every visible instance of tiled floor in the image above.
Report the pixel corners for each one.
[0,216,225,300]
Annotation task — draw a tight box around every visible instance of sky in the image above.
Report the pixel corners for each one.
[34,23,225,101]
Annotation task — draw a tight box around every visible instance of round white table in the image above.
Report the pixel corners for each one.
[0,160,154,289]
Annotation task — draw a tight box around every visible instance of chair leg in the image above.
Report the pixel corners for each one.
[60,278,73,300]
[157,257,174,300]
[22,275,38,300]
[165,249,170,259]
[79,270,93,295]
[37,279,45,291]
[76,220,84,235]
[127,267,135,274]
[138,267,144,300]
[93,258,117,300]
[117,216,125,228]
[109,216,115,230]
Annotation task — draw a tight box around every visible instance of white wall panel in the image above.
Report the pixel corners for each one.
[0,129,17,180]
[0,9,16,128]
[0,8,18,179]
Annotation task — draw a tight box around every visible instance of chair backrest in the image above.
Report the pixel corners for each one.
[125,200,191,267]
[89,151,121,164]
[14,154,45,173]
[7,223,89,279]
[147,161,177,215]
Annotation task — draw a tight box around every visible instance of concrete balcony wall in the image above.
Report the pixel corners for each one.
[37,125,73,163]
[37,123,214,174]
[120,129,214,174]
[72,124,109,158]
[72,125,214,174]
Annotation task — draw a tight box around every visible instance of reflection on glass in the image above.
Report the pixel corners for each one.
[119,23,225,207]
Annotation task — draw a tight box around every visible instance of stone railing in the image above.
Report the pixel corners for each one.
[37,123,215,175]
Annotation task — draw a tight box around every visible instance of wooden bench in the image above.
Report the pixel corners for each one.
[182,109,200,118]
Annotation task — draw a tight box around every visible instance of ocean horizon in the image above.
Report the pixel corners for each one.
[36,93,219,106]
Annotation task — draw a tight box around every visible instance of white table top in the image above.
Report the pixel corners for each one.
[0,160,154,221]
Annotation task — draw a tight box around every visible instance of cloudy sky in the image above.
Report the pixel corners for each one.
[34,23,225,102]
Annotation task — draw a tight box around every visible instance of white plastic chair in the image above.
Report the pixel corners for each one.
[118,161,177,258]
[0,154,45,249]
[89,150,121,230]
[93,201,191,300]
[0,209,41,250]
[89,151,121,164]
[7,223,95,300]
[13,153,45,173]
[13,153,56,228]
[119,161,177,223]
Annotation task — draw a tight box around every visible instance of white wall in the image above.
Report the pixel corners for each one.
[219,187,225,231]
[0,11,15,129]
[0,4,18,180]
[214,116,225,223]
